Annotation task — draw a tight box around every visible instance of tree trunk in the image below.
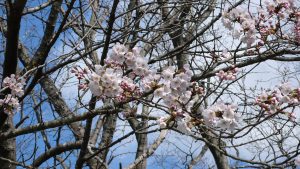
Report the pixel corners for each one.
[0,117,16,169]
[97,114,117,169]
[204,133,230,169]
[0,1,27,168]
[134,105,149,169]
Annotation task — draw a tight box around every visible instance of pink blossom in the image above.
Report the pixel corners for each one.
[157,117,167,128]
[202,103,239,130]
[216,67,238,81]
[256,83,300,118]
[0,74,25,115]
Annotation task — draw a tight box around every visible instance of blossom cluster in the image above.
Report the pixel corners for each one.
[222,0,299,47]
[220,50,231,60]
[107,43,150,76]
[75,44,202,110]
[255,83,300,119]
[152,65,202,133]
[202,103,239,130]
[154,64,196,112]
[156,113,193,134]
[73,44,150,100]
[216,66,239,81]
[222,7,256,47]
[74,43,246,133]
[89,66,124,98]
[72,43,204,132]
[0,74,25,115]
[71,67,89,90]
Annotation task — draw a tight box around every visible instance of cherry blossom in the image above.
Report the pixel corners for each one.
[222,0,300,47]
[176,113,193,134]
[202,103,239,130]
[152,64,198,113]
[109,43,127,64]
[3,74,25,97]
[0,74,25,115]
[157,116,167,128]
[221,50,231,60]
[222,7,256,47]
[88,66,124,98]
[216,66,239,81]
[256,83,300,117]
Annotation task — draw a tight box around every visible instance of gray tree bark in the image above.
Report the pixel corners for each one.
[205,135,230,169]
[134,105,149,169]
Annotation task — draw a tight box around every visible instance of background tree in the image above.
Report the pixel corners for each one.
[0,0,300,169]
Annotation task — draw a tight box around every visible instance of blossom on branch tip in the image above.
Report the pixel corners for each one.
[256,83,300,118]
[216,66,239,81]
